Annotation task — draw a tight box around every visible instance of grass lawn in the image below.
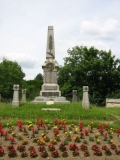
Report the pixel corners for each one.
[0,102,120,128]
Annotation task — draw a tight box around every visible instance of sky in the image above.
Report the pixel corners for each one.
[0,0,120,80]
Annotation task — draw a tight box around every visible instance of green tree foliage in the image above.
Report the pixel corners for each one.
[0,58,25,99]
[22,79,43,101]
[58,46,120,105]
[34,73,43,81]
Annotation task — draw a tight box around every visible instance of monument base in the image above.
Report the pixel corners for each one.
[12,101,19,107]
[31,96,70,104]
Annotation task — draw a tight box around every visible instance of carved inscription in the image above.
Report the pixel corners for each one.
[42,92,59,97]
[46,35,54,58]
[49,35,53,51]
[44,86,57,90]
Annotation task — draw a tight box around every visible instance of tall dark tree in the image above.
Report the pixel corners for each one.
[34,73,43,81]
[22,79,43,101]
[22,73,43,101]
[0,58,25,99]
[58,46,120,105]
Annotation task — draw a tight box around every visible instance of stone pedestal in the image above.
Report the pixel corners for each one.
[72,90,77,102]
[82,86,90,109]
[32,26,70,104]
[12,84,19,107]
[21,89,26,102]
[40,59,61,97]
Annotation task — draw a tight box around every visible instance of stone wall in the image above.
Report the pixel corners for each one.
[106,99,120,107]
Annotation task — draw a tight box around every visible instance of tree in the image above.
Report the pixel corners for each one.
[22,79,43,101]
[58,46,120,105]
[0,58,25,99]
[34,73,43,81]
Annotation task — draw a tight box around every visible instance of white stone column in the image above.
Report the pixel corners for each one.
[12,84,19,107]
[82,86,90,109]
[21,89,26,102]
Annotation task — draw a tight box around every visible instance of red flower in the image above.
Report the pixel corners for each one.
[105,148,112,155]
[80,131,84,138]
[38,145,45,152]
[0,123,2,132]
[48,144,55,151]
[102,144,107,150]
[17,120,23,128]
[8,144,14,150]
[54,129,59,135]
[42,124,46,130]
[111,143,116,150]
[17,145,26,152]
[104,124,109,130]
[98,124,103,129]
[40,150,48,158]
[80,144,87,151]
[61,119,66,125]
[59,143,66,151]
[63,124,67,130]
[84,150,90,157]
[32,127,34,133]
[54,119,60,125]
[73,148,79,156]
[79,122,84,131]
[52,149,59,157]
[98,124,104,134]
[36,118,43,127]
[0,129,4,136]
[92,144,99,151]
[0,146,4,156]
[71,121,74,125]
[69,143,78,151]
[28,146,35,151]
[94,148,102,156]
[8,148,17,157]
[4,130,8,136]
[116,129,120,134]
[30,149,38,158]
[23,127,27,132]
[115,149,120,155]
[10,137,14,142]
[84,129,89,135]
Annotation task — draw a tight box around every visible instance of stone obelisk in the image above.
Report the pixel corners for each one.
[40,26,61,97]
[32,26,70,104]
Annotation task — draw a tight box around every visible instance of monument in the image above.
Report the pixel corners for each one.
[12,84,19,107]
[21,89,26,102]
[82,86,90,109]
[32,26,70,104]
[72,90,77,102]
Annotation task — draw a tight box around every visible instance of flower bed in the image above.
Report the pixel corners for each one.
[0,119,120,159]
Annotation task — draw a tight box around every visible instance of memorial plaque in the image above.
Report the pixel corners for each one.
[42,92,59,97]
[44,86,57,90]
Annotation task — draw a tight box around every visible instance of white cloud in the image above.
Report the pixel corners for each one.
[101,19,120,40]
[80,18,120,41]
[0,52,39,68]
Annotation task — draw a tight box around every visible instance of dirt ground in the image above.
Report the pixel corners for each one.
[0,122,120,160]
